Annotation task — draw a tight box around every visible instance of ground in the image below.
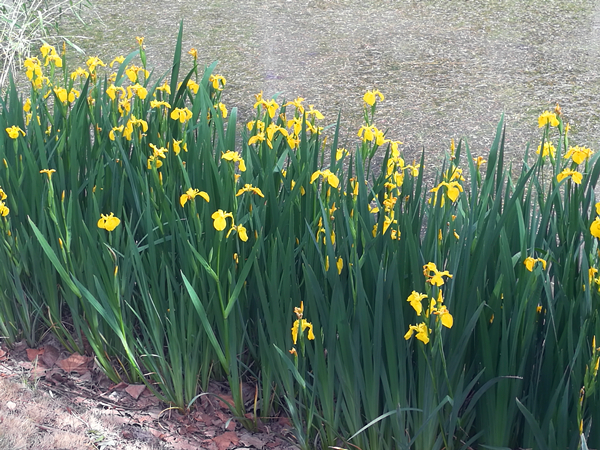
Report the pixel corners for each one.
[0,340,299,450]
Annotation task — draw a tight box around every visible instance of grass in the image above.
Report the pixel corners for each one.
[0,21,599,449]
[0,0,91,89]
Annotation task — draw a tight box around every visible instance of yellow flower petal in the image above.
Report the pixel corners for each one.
[97,213,120,231]
[592,217,600,239]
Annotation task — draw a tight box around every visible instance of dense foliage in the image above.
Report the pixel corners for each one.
[1,24,599,449]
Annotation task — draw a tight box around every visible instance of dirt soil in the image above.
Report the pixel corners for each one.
[0,340,299,450]
[57,0,600,169]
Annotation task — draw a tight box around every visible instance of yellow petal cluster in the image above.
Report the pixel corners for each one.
[357,125,388,146]
[209,74,226,90]
[590,217,600,239]
[429,181,463,205]
[226,224,249,242]
[407,291,427,316]
[564,146,594,165]
[538,111,559,128]
[423,262,453,286]
[236,184,264,197]
[5,126,25,139]
[0,187,9,217]
[211,209,233,231]
[171,107,193,123]
[556,169,583,185]
[363,89,384,106]
[97,213,120,231]
[253,92,279,118]
[40,169,56,179]
[310,170,339,188]
[221,150,246,172]
[291,319,315,345]
[404,323,430,344]
[524,257,547,272]
[180,188,210,207]
[536,142,556,158]
[147,143,168,169]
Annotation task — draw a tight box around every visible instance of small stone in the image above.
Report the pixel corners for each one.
[6,401,16,410]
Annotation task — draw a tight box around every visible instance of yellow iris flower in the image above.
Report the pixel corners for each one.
[209,74,227,90]
[171,139,187,155]
[310,170,339,188]
[86,56,106,73]
[363,89,384,106]
[5,126,25,139]
[524,257,547,272]
[590,217,600,239]
[291,319,315,345]
[407,291,428,316]
[536,142,556,158]
[430,181,463,203]
[227,224,249,242]
[39,169,56,179]
[211,209,233,231]
[253,94,279,118]
[170,107,193,123]
[236,184,264,198]
[423,262,453,286]
[109,56,125,68]
[0,201,9,217]
[564,146,594,165]
[221,151,246,172]
[556,169,583,185]
[180,188,210,207]
[433,305,454,329]
[538,111,559,128]
[404,323,430,344]
[97,213,121,231]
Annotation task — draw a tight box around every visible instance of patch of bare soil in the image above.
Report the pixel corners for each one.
[0,342,298,450]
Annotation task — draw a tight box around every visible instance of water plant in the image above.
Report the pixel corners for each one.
[0,21,599,449]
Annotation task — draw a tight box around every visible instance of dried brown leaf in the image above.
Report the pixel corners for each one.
[239,432,267,449]
[26,348,44,363]
[125,384,146,400]
[217,393,235,410]
[56,354,91,374]
[40,345,59,368]
[213,431,239,450]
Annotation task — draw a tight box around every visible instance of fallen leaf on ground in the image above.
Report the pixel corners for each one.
[56,354,91,374]
[239,432,266,449]
[172,439,203,450]
[30,366,48,380]
[125,384,146,400]
[217,393,235,409]
[41,345,59,368]
[214,409,229,423]
[77,371,92,382]
[277,417,292,427]
[110,381,128,391]
[213,431,239,450]
[26,348,45,363]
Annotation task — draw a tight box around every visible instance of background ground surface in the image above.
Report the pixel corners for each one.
[59,0,600,168]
